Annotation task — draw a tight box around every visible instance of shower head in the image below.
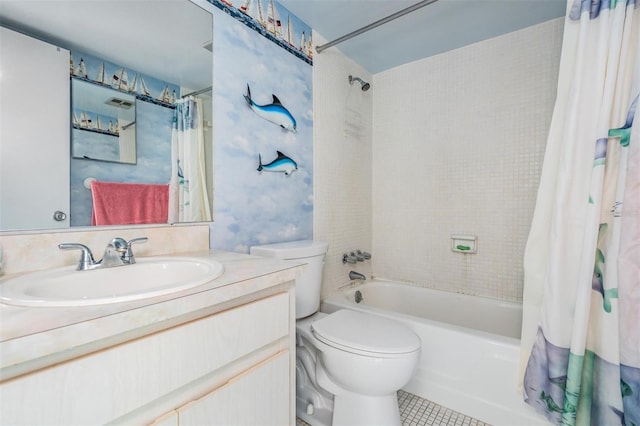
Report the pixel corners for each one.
[348,75,371,92]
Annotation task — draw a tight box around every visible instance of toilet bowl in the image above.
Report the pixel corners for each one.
[297,310,421,426]
[250,240,422,425]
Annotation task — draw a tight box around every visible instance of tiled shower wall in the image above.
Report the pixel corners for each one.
[371,18,565,301]
[313,34,374,300]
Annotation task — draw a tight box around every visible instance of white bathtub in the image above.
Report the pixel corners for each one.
[321,280,547,426]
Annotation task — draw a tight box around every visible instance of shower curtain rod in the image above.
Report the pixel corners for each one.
[315,0,439,54]
[182,86,212,98]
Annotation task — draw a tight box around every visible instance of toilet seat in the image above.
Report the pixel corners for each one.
[311,310,421,358]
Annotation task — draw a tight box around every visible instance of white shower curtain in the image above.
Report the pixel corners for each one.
[520,1,639,425]
[168,96,212,223]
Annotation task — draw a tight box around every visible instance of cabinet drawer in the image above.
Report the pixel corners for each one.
[0,293,289,425]
[178,351,290,425]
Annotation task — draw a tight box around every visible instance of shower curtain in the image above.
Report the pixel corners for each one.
[520,1,639,425]
[168,96,212,223]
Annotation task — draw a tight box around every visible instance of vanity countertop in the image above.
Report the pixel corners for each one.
[0,250,303,382]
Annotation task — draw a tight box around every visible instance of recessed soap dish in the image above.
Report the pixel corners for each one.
[451,235,477,254]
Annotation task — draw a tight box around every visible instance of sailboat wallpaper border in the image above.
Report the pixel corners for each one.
[206,0,313,65]
[70,52,180,109]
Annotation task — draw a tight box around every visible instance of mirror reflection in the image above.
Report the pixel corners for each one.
[71,79,137,164]
[0,0,214,232]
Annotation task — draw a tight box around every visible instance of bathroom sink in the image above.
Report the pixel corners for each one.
[0,256,224,307]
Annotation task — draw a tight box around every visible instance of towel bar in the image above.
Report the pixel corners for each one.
[84,177,96,189]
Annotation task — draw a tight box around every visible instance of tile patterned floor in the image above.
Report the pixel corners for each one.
[296,390,490,426]
[397,390,490,426]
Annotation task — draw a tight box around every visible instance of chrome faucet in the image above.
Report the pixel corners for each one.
[116,237,148,264]
[343,250,372,264]
[356,250,372,260]
[59,237,148,271]
[349,271,366,281]
[343,253,357,264]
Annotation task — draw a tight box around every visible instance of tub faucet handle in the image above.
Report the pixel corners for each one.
[342,253,357,264]
[357,250,372,260]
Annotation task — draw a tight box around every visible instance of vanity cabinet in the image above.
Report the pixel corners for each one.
[175,351,289,425]
[149,347,290,426]
[0,290,295,425]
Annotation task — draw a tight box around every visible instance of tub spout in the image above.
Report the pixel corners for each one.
[349,271,366,281]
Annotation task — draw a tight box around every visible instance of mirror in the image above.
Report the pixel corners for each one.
[71,79,137,164]
[0,0,213,232]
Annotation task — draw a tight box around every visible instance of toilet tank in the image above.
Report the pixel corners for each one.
[250,240,328,319]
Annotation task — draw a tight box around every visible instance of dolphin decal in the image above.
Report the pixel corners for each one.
[243,84,297,132]
[257,151,298,176]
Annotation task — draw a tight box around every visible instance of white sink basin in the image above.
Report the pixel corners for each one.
[0,256,224,307]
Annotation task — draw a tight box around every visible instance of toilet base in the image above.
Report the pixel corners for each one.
[332,391,401,426]
[296,344,334,425]
[296,396,333,426]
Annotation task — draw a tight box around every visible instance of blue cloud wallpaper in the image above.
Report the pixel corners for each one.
[210,6,313,252]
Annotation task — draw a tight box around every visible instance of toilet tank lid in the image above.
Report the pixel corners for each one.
[250,240,328,259]
[311,310,421,355]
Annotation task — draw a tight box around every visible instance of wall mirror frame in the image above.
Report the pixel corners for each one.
[0,0,214,232]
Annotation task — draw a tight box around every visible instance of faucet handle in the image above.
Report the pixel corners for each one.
[59,243,96,270]
[123,237,148,264]
[357,250,372,260]
[127,237,148,248]
[342,253,357,264]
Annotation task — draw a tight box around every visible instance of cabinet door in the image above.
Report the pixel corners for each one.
[0,27,70,230]
[178,351,290,426]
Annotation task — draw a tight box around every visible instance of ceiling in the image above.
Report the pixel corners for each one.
[0,0,567,83]
[278,0,567,74]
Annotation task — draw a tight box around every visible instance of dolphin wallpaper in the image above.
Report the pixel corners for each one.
[244,84,297,132]
[257,151,298,175]
[210,5,313,253]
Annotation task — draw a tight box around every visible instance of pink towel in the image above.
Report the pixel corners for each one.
[90,181,169,226]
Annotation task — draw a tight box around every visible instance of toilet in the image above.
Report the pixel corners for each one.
[250,240,421,426]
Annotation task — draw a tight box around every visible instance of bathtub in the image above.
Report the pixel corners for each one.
[321,280,547,426]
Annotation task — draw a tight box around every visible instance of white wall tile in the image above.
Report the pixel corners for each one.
[313,34,374,299]
[369,18,564,301]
